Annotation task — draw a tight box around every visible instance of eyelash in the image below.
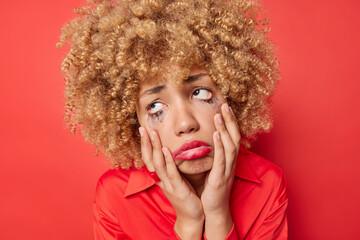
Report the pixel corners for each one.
[194,87,213,102]
[146,101,164,119]
[204,98,214,104]
[150,110,163,119]
[146,87,214,118]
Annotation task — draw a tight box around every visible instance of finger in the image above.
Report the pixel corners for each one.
[162,147,183,189]
[221,103,241,152]
[214,113,237,176]
[139,127,155,172]
[222,104,241,173]
[150,130,170,183]
[210,130,226,179]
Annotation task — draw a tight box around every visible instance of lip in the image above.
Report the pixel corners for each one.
[172,140,212,161]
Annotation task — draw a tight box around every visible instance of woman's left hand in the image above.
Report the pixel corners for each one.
[200,103,241,239]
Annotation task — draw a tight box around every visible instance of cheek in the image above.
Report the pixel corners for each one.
[194,96,222,116]
[194,97,223,130]
[211,97,222,113]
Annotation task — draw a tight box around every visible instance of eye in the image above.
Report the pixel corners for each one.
[192,88,213,101]
[147,102,165,114]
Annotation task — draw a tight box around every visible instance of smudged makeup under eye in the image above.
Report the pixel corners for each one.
[146,102,168,129]
[146,101,167,119]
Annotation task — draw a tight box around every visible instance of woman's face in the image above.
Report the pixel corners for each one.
[136,66,226,175]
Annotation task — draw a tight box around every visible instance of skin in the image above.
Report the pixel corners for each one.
[136,66,241,240]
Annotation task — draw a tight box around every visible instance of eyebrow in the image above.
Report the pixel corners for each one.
[141,85,166,97]
[140,73,208,97]
[183,73,207,83]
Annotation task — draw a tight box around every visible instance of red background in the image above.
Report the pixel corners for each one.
[1,0,359,239]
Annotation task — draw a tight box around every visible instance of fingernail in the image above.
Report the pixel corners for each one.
[150,132,155,141]
[216,131,220,140]
[139,128,144,137]
[162,147,167,156]
[217,114,223,124]
[229,106,234,116]
[225,103,230,113]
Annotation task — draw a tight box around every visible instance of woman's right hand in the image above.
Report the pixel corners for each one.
[139,127,204,240]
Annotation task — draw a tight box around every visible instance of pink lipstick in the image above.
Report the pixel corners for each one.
[172,140,212,161]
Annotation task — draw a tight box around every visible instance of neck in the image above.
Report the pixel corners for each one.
[181,171,208,197]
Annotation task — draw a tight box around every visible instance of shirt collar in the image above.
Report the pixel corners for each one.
[235,148,261,184]
[123,167,158,197]
[123,148,261,197]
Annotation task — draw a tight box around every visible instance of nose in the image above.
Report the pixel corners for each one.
[173,103,200,136]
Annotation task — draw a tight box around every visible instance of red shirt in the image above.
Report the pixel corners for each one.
[93,148,288,239]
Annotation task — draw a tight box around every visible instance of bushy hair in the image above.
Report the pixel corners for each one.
[57,0,279,169]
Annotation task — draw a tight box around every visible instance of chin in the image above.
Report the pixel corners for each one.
[176,156,213,175]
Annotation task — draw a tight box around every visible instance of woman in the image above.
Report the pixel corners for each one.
[58,0,287,239]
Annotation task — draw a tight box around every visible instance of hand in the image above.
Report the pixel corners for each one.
[139,127,204,240]
[200,103,241,239]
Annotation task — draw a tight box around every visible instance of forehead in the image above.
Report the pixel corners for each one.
[139,65,209,91]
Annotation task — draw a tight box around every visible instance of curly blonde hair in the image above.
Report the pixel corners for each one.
[57,0,279,169]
